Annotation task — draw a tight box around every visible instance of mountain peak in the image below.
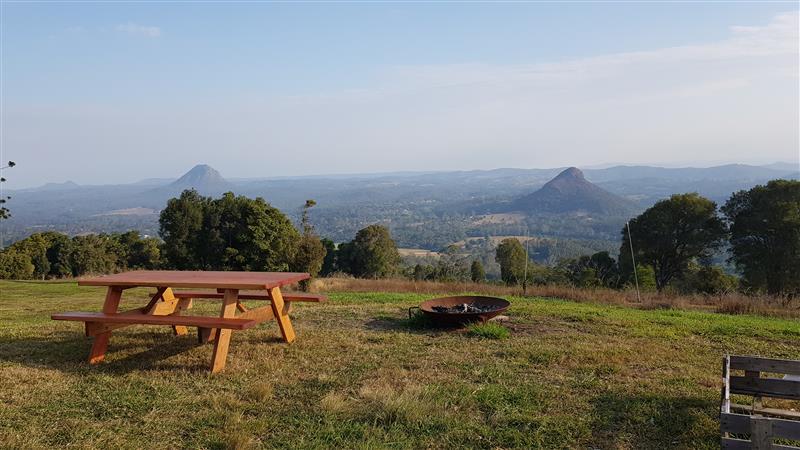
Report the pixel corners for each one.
[167,164,233,194]
[509,167,635,215]
[554,167,585,181]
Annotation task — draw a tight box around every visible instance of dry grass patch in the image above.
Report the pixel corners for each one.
[2,281,799,448]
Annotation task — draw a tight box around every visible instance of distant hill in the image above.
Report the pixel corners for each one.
[508,167,637,215]
[151,164,234,196]
[582,164,795,183]
[21,181,80,192]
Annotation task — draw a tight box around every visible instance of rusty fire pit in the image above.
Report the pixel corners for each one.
[411,296,510,326]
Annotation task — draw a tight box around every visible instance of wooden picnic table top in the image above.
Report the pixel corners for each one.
[78,270,310,290]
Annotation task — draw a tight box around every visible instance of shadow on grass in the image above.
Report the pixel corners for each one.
[0,329,212,374]
[589,390,717,447]
[364,311,462,334]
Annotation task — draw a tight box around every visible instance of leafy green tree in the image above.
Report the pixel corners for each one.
[159,190,207,269]
[495,238,527,285]
[0,249,34,279]
[526,262,569,286]
[70,234,119,276]
[43,232,74,277]
[292,200,327,290]
[412,264,431,281]
[319,238,337,276]
[673,264,738,295]
[8,233,50,279]
[470,259,485,283]
[0,161,16,220]
[113,231,161,270]
[432,245,469,282]
[348,225,400,278]
[159,190,300,271]
[723,179,800,295]
[563,251,620,288]
[620,193,727,291]
[334,241,355,275]
[634,264,657,292]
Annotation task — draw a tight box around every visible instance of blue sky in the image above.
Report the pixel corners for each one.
[2,2,799,187]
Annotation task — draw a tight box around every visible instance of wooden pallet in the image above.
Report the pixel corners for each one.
[721,355,800,449]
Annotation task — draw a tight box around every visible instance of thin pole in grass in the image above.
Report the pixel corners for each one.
[523,227,529,297]
[626,221,642,303]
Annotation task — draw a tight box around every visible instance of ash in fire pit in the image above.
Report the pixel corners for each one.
[432,303,503,314]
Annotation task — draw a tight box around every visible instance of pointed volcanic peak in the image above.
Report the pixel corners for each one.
[164,164,234,195]
[510,167,636,215]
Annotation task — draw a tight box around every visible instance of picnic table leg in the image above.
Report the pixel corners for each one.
[210,289,239,373]
[269,287,295,343]
[161,288,190,336]
[88,286,123,364]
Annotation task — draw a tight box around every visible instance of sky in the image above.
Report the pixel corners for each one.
[2,2,799,188]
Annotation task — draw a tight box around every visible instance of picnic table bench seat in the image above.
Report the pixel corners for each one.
[51,312,257,330]
[167,290,328,302]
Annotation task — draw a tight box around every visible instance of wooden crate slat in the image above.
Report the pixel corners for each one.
[721,412,752,434]
[774,418,800,441]
[730,375,800,400]
[722,437,751,450]
[723,413,800,440]
[731,403,800,420]
[731,356,800,376]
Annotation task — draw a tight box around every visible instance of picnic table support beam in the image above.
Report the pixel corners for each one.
[210,289,239,373]
[269,287,295,343]
[88,286,123,364]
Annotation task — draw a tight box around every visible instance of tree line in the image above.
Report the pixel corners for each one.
[0,190,402,288]
[488,180,799,295]
[1,179,798,296]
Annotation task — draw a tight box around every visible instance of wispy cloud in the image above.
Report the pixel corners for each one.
[115,22,161,38]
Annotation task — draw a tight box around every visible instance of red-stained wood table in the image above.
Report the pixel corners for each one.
[52,271,321,373]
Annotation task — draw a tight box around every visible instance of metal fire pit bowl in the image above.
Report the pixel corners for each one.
[412,296,510,327]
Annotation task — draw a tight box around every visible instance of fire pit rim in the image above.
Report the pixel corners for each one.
[418,295,511,314]
[414,295,510,326]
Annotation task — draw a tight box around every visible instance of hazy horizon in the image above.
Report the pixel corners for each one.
[2,3,798,188]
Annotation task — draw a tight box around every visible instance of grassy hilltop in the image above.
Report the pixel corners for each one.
[1,280,798,449]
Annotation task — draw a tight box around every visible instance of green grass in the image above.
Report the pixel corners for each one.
[467,321,511,340]
[1,280,798,449]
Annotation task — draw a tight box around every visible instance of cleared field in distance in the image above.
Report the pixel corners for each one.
[1,280,798,448]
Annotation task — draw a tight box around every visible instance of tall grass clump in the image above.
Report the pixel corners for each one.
[467,321,510,340]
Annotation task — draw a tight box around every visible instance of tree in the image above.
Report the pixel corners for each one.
[620,193,727,291]
[70,234,119,276]
[470,260,485,283]
[563,251,620,288]
[348,225,400,278]
[495,238,527,285]
[432,245,469,282]
[0,249,34,279]
[0,160,16,220]
[723,180,800,295]
[292,200,327,290]
[113,231,161,270]
[8,233,50,279]
[43,232,74,277]
[673,264,738,295]
[159,190,207,269]
[159,190,300,271]
[319,238,337,276]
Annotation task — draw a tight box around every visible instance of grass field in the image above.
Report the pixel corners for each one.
[1,280,798,449]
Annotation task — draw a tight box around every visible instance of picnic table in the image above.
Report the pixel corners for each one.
[52,270,326,373]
